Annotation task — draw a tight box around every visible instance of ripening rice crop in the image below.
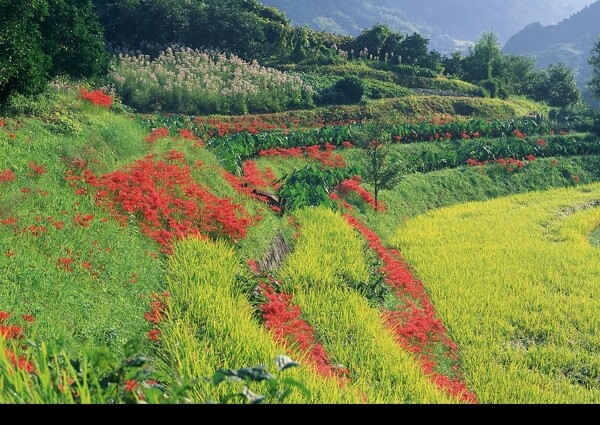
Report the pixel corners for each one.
[391,183,600,403]
[278,207,454,403]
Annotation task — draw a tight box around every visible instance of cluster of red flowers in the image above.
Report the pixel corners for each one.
[242,161,276,189]
[0,169,16,183]
[68,151,253,254]
[514,129,526,139]
[537,139,547,147]
[1,311,36,373]
[245,260,349,383]
[28,162,46,176]
[335,176,385,212]
[466,156,536,172]
[259,144,346,168]
[144,292,170,343]
[177,129,205,147]
[79,88,113,108]
[343,215,477,404]
[144,127,170,144]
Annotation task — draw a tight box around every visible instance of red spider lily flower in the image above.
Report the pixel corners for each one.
[178,129,197,140]
[537,139,546,147]
[0,169,16,183]
[148,328,161,342]
[144,127,169,144]
[0,119,5,127]
[342,141,354,148]
[466,159,484,167]
[0,325,23,339]
[22,315,35,323]
[9,133,15,140]
[525,155,537,161]
[1,217,17,225]
[52,221,65,230]
[124,380,138,392]
[0,311,9,322]
[4,250,14,258]
[20,187,31,193]
[79,88,113,108]
[572,175,580,183]
[57,257,73,272]
[28,161,46,176]
[5,349,36,374]
[74,214,94,227]
[550,159,559,166]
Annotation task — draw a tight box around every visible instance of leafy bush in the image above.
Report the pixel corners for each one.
[333,75,365,104]
[0,0,108,102]
[0,1,49,101]
[277,165,356,211]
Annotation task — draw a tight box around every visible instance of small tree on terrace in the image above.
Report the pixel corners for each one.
[352,125,403,210]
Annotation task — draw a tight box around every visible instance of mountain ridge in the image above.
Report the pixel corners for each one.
[260,0,595,54]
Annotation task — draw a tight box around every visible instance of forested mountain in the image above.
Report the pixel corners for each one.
[504,1,600,102]
[260,0,595,53]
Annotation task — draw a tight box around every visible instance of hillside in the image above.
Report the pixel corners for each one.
[2,0,600,406]
[260,0,595,53]
[2,80,600,403]
[504,0,600,101]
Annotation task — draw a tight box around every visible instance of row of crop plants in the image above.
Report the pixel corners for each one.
[389,185,600,403]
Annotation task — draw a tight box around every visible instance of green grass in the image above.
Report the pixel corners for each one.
[390,185,600,403]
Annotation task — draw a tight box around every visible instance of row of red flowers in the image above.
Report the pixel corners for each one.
[343,215,477,403]
[246,259,350,384]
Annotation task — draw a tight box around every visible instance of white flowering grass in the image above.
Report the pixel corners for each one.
[109,46,314,115]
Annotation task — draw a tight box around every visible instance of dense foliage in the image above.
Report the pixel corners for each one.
[0,0,108,101]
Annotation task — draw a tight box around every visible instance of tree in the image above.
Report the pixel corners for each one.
[0,0,50,101]
[442,51,465,79]
[588,38,600,99]
[353,125,403,209]
[463,31,504,83]
[42,0,108,78]
[397,32,431,65]
[348,23,395,60]
[545,63,582,107]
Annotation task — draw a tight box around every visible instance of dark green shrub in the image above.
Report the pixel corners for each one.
[278,165,356,211]
[334,75,365,104]
[0,1,50,101]
[42,0,109,79]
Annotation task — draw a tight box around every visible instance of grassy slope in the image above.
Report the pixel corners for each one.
[0,88,283,358]
[1,82,595,403]
[390,185,600,403]
[198,95,547,128]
